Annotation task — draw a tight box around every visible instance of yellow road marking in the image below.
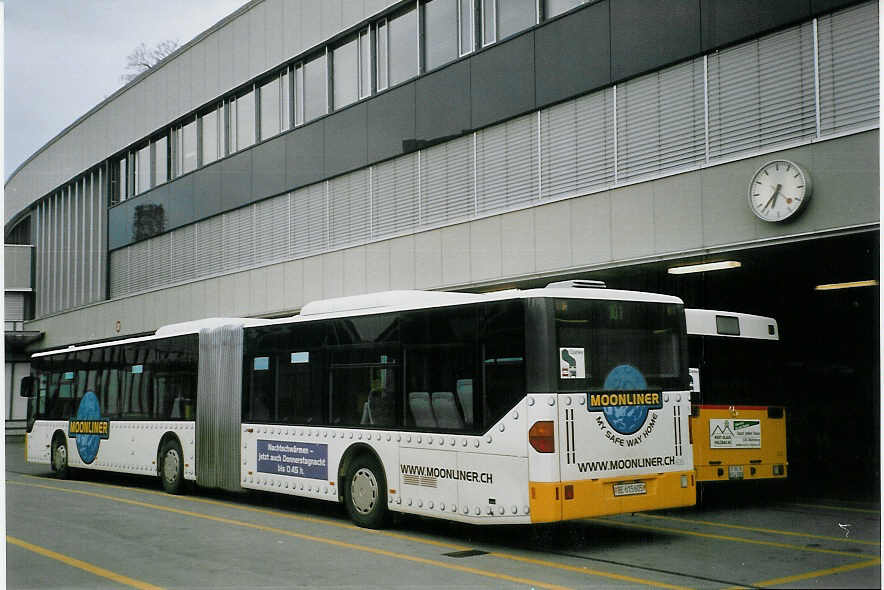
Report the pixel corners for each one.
[790,502,880,515]
[589,517,877,558]
[10,480,573,590]
[639,513,880,546]
[7,535,165,590]
[18,476,690,590]
[753,558,881,587]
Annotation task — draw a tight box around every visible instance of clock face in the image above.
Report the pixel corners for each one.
[747,160,812,222]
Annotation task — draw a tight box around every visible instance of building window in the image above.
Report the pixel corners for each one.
[154,135,168,185]
[377,19,389,90]
[302,52,327,123]
[359,29,372,99]
[459,0,475,55]
[259,75,284,140]
[388,5,419,87]
[545,0,588,19]
[232,89,256,151]
[111,156,127,204]
[201,107,220,166]
[135,144,151,195]
[424,0,459,71]
[483,0,535,45]
[181,118,198,174]
[333,36,359,110]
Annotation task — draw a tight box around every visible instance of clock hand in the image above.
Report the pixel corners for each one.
[762,184,782,212]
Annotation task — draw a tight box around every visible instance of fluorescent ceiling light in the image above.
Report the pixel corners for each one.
[667,261,742,275]
[814,280,879,291]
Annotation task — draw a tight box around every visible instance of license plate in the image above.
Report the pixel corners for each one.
[613,481,647,497]
[728,466,744,480]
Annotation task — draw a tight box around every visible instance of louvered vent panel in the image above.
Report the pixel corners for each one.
[171,225,197,283]
[617,58,705,181]
[292,183,327,257]
[419,134,474,227]
[254,194,290,263]
[128,240,151,294]
[196,216,224,278]
[222,206,255,271]
[329,170,370,248]
[5,293,25,321]
[541,88,614,199]
[708,22,816,160]
[818,1,879,135]
[372,153,418,239]
[476,113,538,214]
[147,233,172,290]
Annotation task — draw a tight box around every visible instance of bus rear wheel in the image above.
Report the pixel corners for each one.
[52,436,69,479]
[345,455,389,529]
[159,439,184,494]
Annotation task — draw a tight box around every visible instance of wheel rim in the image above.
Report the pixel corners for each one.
[350,467,379,515]
[53,443,67,472]
[163,449,180,486]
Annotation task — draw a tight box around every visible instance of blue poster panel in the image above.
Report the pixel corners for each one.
[257,440,328,480]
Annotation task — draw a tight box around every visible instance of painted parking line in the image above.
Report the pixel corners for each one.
[7,535,165,590]
[639,513,880,546]
[18,476,692,590]
[753,558,880,587]
[789,502,880,516]
[589,517,878,558]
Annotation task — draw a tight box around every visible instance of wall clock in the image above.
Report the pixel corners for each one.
[747,160,812,222]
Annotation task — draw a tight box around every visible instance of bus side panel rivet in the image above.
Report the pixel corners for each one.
[474,507,481,515]
[440,503,445,510]
[486,435,492,443]
[408,499,413,506]
[511,505,518,514]
[528,398,535,406]
[512,411,519,419]
[498,424,505,432]
[461,439,467,447]
[474,440,479,448]
[523,506,530,514]
[676,394,682,402]
[548,397,555,406]
[428,501,434,509]
[565,397,572,405]
[498,506,505,515]
[579,396,585,405]
[663,395,669,402]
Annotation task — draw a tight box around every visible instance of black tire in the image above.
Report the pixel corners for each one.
[51,435,70,479]
[345,455,389,529]
[159,439,185,494]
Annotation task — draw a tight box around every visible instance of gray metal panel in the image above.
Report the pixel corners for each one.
[220,151,253,212]
[286,121,326,189]
[301,0,323,49]
[4,246,32,291]
[283,0,303,59]
[264,0,285,70]
[189,38,208,109]
[196,324,243,491]
[366,82,416,162]
[218,23,236,92]
[321,0,343,41]
[469,217,502,281]
[470,32,536,129]
[535,0,611,108]
[534,200,573,272]
[249,2,267,76]
[413,230,442,289]
[342,0,366,28]
[701,0,811,51]
[324,103,368,178]
[233,11,251,85]
[204,31,221,103]
[251,135,287,198]
[415,60,472,146]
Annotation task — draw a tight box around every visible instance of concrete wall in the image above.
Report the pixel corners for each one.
[24,130,878,349]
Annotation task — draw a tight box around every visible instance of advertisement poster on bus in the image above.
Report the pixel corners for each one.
[709,419,761,448]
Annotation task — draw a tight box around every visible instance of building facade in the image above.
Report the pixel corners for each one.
[5,0,879,491]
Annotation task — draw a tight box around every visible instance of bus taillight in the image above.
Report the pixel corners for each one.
[529,421,555,453]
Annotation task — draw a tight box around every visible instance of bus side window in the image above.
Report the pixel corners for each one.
[481,301,525,430]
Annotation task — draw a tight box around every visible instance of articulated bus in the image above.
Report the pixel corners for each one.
[23,283,695,527]
[686,309,788,484]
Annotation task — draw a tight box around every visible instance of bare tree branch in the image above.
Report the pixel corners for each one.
[121,40,180,83]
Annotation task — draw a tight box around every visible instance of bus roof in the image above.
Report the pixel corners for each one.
[685,308,779,340]
[33,287,684,358]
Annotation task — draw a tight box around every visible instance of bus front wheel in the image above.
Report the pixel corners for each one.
[345,455,389,529]
[52,436,69,479]
[159,439,184,494]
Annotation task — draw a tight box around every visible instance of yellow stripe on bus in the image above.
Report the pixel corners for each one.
[7,535,165,590]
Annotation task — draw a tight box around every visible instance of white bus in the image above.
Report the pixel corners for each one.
[685,309,788,483]
[23,283,695,527]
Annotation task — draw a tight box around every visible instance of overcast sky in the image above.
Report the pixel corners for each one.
[4,0,249,179]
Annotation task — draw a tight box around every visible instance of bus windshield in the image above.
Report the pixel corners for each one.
[555,299,687,392]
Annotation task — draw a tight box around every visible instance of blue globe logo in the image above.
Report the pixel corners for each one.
[602,365,649,435]
[69,392,109,464]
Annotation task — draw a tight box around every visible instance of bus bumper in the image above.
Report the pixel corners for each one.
[695,463,788,482]
[529,470,696,523]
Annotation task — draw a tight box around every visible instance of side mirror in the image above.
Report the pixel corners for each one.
[20,375,34,398]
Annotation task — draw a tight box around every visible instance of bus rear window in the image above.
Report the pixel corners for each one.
[555,299,687,392]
